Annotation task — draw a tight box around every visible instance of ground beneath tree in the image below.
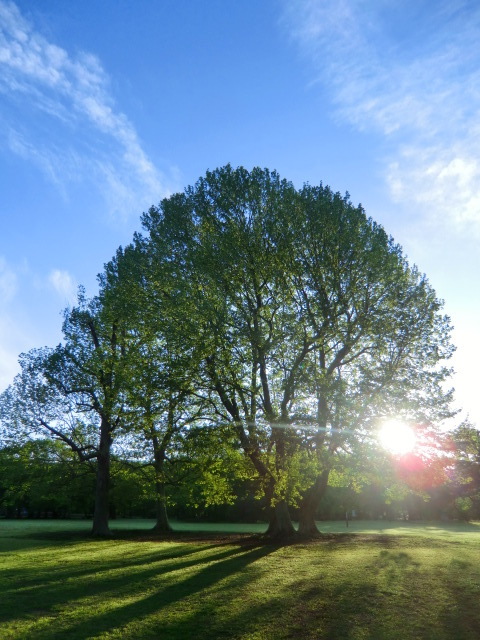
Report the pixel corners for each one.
[28,527,404,548]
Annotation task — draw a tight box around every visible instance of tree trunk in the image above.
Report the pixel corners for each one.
[297,490,321,537]
[297,470,330,537]
[150,437,173,533]
[265,500,297,539]
[263,425,297,539]
[152,477,172,533]
[92,419,112,537]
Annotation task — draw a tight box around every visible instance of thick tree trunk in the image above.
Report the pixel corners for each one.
[152,478,172,533]
[263,425,297,539]
[265,500,297,539]
[297,491,321,537]
[92,419,112,537]
[297,470,330,537]
[150,436,173,533]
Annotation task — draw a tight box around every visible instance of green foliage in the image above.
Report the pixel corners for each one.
[0,165,459,532]
[0,440,94,517]
[448,422,480,519]
[137,165,455,529]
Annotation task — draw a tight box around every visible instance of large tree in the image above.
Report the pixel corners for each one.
[279,181,455,534]
[138,165,455,537]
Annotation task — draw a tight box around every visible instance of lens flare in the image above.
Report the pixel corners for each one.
[378,419,416,455]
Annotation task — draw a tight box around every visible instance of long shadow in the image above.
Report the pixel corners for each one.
[0,526,263,553]
[0,543,252,622]
[179,551,404,640]
[7,534,478,639]
[150,547,382,640]
[157,541,471,640]
[1,530,260,595]
[438,556,480,640]
[0,545,218,596]
[39,543,276,639]
[0,526,100,554]
[0,536,222,586]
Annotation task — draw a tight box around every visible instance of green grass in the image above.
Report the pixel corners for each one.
[1,520,479,639]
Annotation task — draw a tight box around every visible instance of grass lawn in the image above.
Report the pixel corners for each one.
[0,519,479,639]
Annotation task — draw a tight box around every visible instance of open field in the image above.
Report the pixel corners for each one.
[1,520,479,639]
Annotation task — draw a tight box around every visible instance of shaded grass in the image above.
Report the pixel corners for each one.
[0,520,479,639]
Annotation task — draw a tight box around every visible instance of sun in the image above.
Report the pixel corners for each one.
[378,419,416,455]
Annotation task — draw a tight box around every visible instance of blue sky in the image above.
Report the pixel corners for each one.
[1,0,479,426]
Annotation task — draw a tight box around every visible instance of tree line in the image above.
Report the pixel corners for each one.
[1,165,477,537]
[1,428,478,523]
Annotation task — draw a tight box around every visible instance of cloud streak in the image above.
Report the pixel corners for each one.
[48,269,77,304]
[0,0,169,218]
[284,0,480,235]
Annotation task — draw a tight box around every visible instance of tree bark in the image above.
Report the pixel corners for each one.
[262,425,298,540]
[150,434,173,533]
[265,499,297,539]
[297,470,330,537]
[152,476,172,533]
[92,418,112,537]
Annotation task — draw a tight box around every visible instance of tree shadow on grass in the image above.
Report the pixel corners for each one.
[5,535,479,639]
[438,557,480,640]
[0,542,255,624]
[201,550,478,640]
[154,542,480,640]
[35,543,277,639]
[0,527,98,554]
[147,554,382,640]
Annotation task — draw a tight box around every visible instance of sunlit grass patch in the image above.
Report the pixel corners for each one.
[1,520,479,639]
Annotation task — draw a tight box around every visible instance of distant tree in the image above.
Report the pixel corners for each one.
[0,439,94,518]
[450,422,480,518]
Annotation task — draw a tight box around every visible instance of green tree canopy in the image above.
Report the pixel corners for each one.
[135,165,455,537]
[1,165,456,539]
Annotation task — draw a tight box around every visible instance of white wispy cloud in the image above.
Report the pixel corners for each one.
[48,269,77,304]
[0,0,170,218]
[284,0,480,235]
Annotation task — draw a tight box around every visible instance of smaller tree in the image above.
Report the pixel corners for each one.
[0,292,131,536]
[100,242,243,532]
